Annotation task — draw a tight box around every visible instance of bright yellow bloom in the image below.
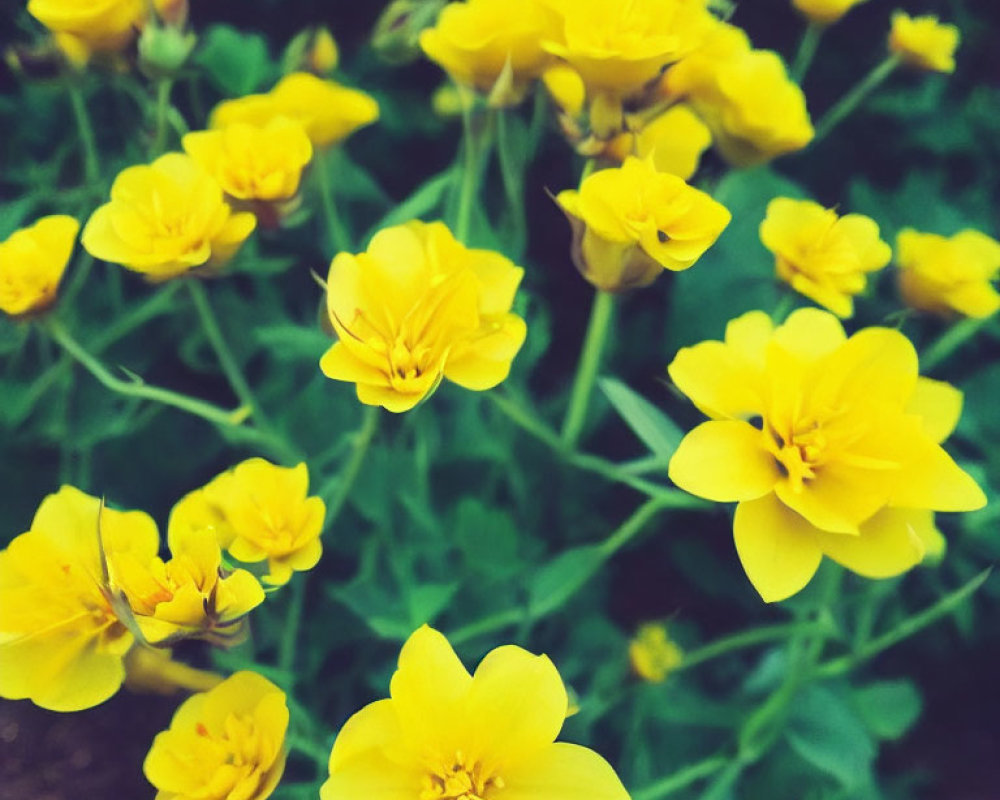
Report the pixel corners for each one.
[888,12,959,73]
[896,228,1000,318]
[0,486,157,711]
[183,118,313,203]
[320,221,527,412]
[321,625,629,800]
[169,459,326,586]
[420,0,558,105]
[792,0,866,25]
[82,153,256,281]
[667,309,985,602]
[629,623,683,683]
[0,215,79,317]
[760,198,892,318]
[665,22,814,166]
[555,156,730,292]
[144,671,289,800]
[210,72,379,149]
[604,104,713,181]
[27,0,145,58]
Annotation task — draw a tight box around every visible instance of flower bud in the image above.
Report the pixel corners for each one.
[138,22,196,79]
[372,0,447,65]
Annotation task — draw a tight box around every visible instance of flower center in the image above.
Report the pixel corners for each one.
[766,419,829,492]
[421,753,504,800]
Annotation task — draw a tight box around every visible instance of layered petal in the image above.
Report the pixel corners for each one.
[669,420,779,502]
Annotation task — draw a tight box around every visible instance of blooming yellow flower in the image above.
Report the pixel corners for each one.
[888,12,959,73]
[0,486,157,711]
[555,156,731,292]
[144,671,289,800]
[0,215,79,317]
[667,309,985,602]
[896,228,1000,318]
[27,0,145,58]
[665,22,814,166]
[792,0,866,25]
[604,104,713,181]
[760,197,892,318]
[321,625,629,800]
[210,72,379,149]
[82,153,256,281]
[183,118,314,203]
[320,221,527,412]
[420,0,558,105]
[629,623,683,683]
[169,458,326,586]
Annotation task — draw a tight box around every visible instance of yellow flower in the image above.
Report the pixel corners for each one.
[27,0,146,58]
[307,26,340,74]
[210,72,379,149]
[792,0,866,25]
[629,623,683,683]
[169,459,326,586]
[555,156,731,292]
[321,625,629,800]
[667,309,986,602]
[124,646,224,695]
[888,12,959,73]
[0,215,79,317]
[665,22,814,166]
[896,228,1000,318]
[604,104,713,181]
[82,153,256,281]
[110,524,265,645]
[420,0,558,105]
[760,197,892,318]
[320,221,527,412]
[144,671,289,800]
[183,118,314,203]
[0,486,158,711]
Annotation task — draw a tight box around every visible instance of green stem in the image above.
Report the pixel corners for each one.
[153,78,175,154]
[791,22,824,83]
[67,82,100,183]
[494,107,527,254]
[561,290,615,447]
[455,94,480,243]
[814,567,991,677]
[286,734,331,772]
[449,608,525,645]
[814,56,901,142]
[677,620,833,673]
[598,497,669,558]
[46,317,251,428]
[186,280,271,429]
[921,316,994,372]
[316,150,353,254]
[632,755,730,800]
[277,576,308,680]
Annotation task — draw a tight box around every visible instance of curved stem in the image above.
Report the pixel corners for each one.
[791,22,824,83]
[678,620,833,673]
[455,96,480,243]
[561,290,615,447]
[921,316,994,372]
[632,755,730,800]
[316,149,353,254]
[814,56,901,142]
[153,78,175,155]
[67,82,100,183]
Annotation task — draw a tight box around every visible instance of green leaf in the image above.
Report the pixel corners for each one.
[786,685,876,789]
[365,169,454,242]
[0,196,37,240]
[407,582,460,628]
[599,376,683,459]
[254,325,330,360]
[852,679,923,741]
[195,26,273,97]
[528,545,606,618]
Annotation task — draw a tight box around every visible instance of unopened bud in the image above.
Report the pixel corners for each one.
[372,0,447,65]
[138,23,196,79]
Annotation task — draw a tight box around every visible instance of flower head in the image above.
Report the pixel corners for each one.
[183,118,313,203]
[888,12,959,73]
[321,625,629,800]
[0,486,157,711]
[555,156,730,292]
[144,671,289,800]
[420,0,559,105]
[210,72,379,149]
[629,623,683,683]
[82,153,256,281]
[604,104,712,181]
[320,221,527,412]
[760,197,892,318]
[667,309,985,602]
[169,459,326,586]
[27,0,146,59]
[896,228,1000,318]
[792,0,866,25]
[0,215,79,317]
[665,22,814,166]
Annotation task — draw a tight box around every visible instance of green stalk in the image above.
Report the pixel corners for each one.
[67,82,100,183]
[561,290,615,447]
[921,316,994,372]
[315,149,353,254]
[632,755,730,800]
[814,56,901,142]
[791,22,824,83]
[455,97,480,243]
[153,78,175,155]
[678,620,833,672]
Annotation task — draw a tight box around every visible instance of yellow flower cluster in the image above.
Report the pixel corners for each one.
[629,623,683,683]
[668,309,984,602]
[321,625,630,800]
[0,215,79,317]
[320,220,527,412]
[889,12,960,73]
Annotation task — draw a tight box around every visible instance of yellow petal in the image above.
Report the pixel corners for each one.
[889,433,986,511]
[907,377,962,443]
[444,314,527,391]
[774,461,892,535]
[669,421,779,502]
[328,699,402,772]
[814,507,927,578]
[733,493,824,603]
[817,327,918,408]
[501,742,629,800]
[772,308,846,362]
[668,340,764,419]
[321,751,419,800]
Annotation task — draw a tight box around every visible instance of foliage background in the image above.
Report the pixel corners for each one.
[1,0,999,798]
